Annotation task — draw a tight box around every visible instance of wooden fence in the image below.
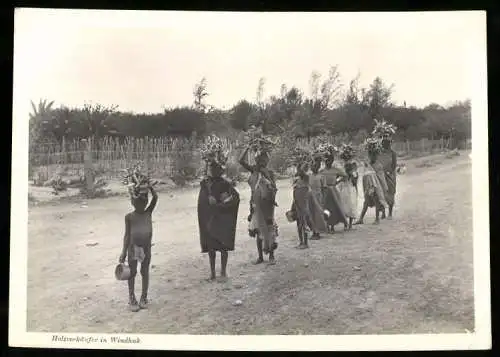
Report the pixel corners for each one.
[29,136,471,183]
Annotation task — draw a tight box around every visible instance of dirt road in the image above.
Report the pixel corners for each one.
[27,153,474,334]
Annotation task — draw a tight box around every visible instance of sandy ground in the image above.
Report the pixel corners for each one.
[27,153,474,334]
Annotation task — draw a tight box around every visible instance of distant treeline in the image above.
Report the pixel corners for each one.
[29,68,471,151]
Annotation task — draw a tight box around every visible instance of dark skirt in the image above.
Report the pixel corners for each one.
[362,174,387,209]
[384,171,396,206]
[198,178,240,253]
[292,186,327,233]
[323,185,348,226]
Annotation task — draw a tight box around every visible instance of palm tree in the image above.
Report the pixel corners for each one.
[29,99,55,146]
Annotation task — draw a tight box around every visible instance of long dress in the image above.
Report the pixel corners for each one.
[247,168,279,254]
[321,164,348,227]
[197,176,240,253]
[290,175,327,235]
[361,164,387,209]
[309,172,326,207]
[337,161,358,219]
[372,160,389,200]
[378,149,397,207]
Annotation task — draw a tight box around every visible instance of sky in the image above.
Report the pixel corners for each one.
[13,10,486,119]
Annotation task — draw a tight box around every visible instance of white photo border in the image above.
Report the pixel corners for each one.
[9,9,491,351]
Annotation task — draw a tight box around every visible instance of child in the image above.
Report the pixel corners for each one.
[337,144,359,230]
[288,149,326,248]
[355,138,387,225]
[118,184,158,312]
[291,162,312,249]
[320,144,349,233]
[309,155,326,239]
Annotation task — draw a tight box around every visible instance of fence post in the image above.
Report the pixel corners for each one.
[61,136,66,166]
[406,140,410,155]
[83,138,94,197]
[145,137,150,175]
[421,138,425,153]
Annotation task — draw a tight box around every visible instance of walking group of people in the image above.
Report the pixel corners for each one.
[116,119,398,312]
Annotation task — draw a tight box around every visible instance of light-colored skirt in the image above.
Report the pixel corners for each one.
[337,180,358,218]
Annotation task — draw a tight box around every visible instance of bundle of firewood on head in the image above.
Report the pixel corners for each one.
[241,125,278,160]
[312,144,325,162]
[289,146,313,178]
[372,118,397,141]
[121,163,157,200]
[201,134,229,174]
[364,136,383,156]
[315,142,338,162]
[339,143,356,162]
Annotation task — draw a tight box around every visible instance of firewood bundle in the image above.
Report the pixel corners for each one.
[121,163,156,199]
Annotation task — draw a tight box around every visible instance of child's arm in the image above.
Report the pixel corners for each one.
[119,215,131,263]
[391,150,397,173]
[238,147,254,172]
[146,186,158,213]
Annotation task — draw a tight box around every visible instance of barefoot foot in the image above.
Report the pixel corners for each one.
[139,297,148,309]
[217,276,229,283]
[129,298,140,312]
[252,258,264,265]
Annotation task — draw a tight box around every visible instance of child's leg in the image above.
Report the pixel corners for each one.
[268,225,277,264]
[355,201,369,224]
[208,250,216,280]
[296,219,304,246]
[303,226,309,248]
[139,246,152,307]
[127,254,139,311]
[268,246,276,263]
[349,217,353,229]
[253,237,264,264]
[374,208,380,224]
[220,251,228,277]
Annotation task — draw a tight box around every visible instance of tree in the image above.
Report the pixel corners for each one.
[29,99,55,146]
[365,76,394,120]
[82,102,118,156]
[345,72,361,105]
[46,106,73,145]
[162,106,206,137]
[255,77,268,133]
[230,100,254,131]
[319,65,343,110]
[309,71,321,101]
[193,77,209,112]
[82,102,118,139]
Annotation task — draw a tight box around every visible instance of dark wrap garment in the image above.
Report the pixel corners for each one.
[248,169,278,254]
[198,177,240,253]
[377,149,397,206]
[361,163,388,209]
[291,176,327,234]
[321,166,348,226]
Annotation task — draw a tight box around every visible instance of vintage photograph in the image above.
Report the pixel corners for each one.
[10,9,490,350]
